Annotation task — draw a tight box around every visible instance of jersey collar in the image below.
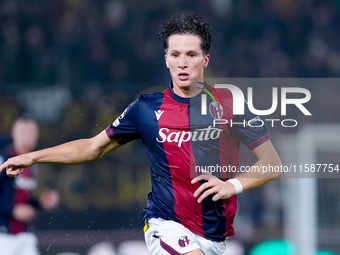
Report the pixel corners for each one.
[168,82,203,104]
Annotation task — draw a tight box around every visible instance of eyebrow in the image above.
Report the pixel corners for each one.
[168,49,200,54]
[187,50,199,54]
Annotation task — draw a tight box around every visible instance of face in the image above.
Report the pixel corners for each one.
[12,120,39,154]
[165,34,210,97]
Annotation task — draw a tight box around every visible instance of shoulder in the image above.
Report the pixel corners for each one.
[214,87,233,113]
[215,87,233,98]
[119,91,165,119]
[136,90,167,109]
[139,91,166,101]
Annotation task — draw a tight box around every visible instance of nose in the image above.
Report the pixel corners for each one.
[178,56,188,69]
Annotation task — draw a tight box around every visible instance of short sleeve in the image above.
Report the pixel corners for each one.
[105,98,141,144]
[233,102,271,150]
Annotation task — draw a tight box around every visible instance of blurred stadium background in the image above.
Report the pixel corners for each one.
[0,0,340,254]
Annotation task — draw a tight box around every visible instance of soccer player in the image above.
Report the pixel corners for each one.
[0,13,281,255]
[0,117,59,255]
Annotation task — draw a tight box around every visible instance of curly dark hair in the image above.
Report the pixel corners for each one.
[158,13,212,55]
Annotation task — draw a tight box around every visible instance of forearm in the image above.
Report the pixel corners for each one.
[29,139,99,165]
[233,140,282,193]
[234,156,282,192]
[192,141,282,202]
[193,152,282,203]
[30,130,119,165]
[0,131,120,176]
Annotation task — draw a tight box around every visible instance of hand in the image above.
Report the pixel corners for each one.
[39,189,60,210]
[0,154,33,177]
[12,204,36,223]
[191,173,236,203]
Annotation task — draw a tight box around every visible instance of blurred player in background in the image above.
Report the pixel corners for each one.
[0,13,281,255]
[0,117,59,255]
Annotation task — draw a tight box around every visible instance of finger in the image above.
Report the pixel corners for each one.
[0,162,8,174]
[8,172,18,177]
[212,192,232,201]
[191,173,215,184]
[193,180,216,197]
[212,181,234,201]
[191,176,202,184]
[193,178,222,197]
[212,192,224,201]
[7,168,23,177]
[197,187,219,203]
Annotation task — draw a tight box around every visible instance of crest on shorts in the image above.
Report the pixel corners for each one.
[178,236,190,247]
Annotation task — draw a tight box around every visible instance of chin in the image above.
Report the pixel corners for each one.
[175,80,191,89]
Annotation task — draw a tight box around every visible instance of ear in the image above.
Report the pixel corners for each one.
[203,54,210,68]
[165,54,169,68]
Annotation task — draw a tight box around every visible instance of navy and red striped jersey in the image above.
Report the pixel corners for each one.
[105,83,271,241]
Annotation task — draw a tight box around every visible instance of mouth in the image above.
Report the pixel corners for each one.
[178,72,189,81]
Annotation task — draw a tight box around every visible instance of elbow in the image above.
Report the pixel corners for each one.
[271,155,282,179]
[260,153,282,180]
[87,149,104,162]
[84,137,107,162]
[94,151,106,161]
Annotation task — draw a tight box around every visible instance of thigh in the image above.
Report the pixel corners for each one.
[144,218,201,255]
[196,234,227,255]
[183,249,203,255]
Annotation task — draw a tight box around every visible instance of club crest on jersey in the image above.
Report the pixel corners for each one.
[209,101,223,119]
[178,236,190,247]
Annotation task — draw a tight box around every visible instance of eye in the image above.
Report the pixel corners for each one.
[171,53,178,57]
[189,53,196,57]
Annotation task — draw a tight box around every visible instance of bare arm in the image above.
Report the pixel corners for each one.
[0,130,121,177]
[233,139,282,192]
[192,140,281,203]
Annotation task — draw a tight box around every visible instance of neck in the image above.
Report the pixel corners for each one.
[173,85,190,97]
[172,82,204,98]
